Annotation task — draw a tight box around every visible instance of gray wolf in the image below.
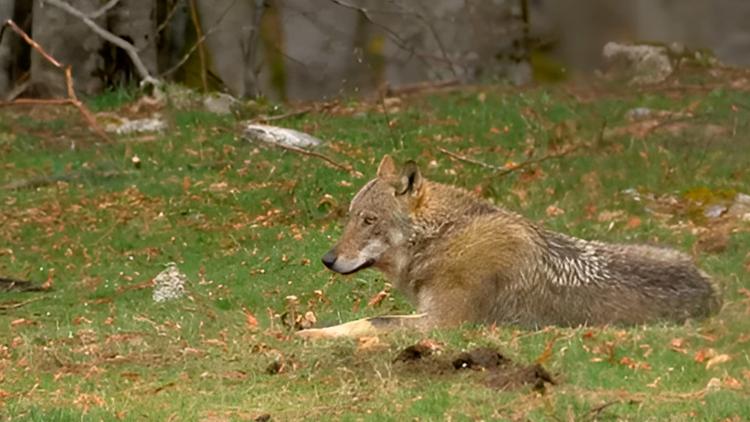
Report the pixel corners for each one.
[297,155,721,339]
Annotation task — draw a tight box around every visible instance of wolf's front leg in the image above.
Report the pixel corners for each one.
[295,313,429,339]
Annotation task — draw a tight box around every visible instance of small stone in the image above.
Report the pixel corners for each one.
[152,264,188,303]
[203,93,238,115]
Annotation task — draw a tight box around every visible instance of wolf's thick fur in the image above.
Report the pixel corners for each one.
[298,155,721,339]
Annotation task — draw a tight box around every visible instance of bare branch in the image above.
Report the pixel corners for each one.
[252,107,313,123]
[160,0,240,77]
[89,0,120,19]
[156,0,183,35]
[41,0,159,87]
[0,19,112,143]
[437,147,505,171]
[438,144,586,177]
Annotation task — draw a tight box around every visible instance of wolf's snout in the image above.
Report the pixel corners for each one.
[321,250,338,269]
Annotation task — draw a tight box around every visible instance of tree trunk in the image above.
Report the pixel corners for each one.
[107,0,158,85]
[0,1,16,98]
[29,0,105,97]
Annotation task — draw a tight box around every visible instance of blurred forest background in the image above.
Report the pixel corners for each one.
[1,0,750,101]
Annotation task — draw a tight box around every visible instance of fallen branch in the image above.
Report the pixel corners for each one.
[252,107,313,123]
[495,144,584,177]
[42,0,159,88]
[273,142,358,175]
[384,79,460,96]
[437,146,504,171]
[0,297,46,310]
[437,144,585,177]
[0,19,112,143]
[0,277,45,292]
[585,399,638,422]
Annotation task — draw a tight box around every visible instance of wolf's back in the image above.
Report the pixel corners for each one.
[511,229,722,326]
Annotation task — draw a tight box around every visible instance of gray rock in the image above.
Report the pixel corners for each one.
[602,42,673,85]
[152,264,188,303]
[243,124,322,149]
[203,92,238,115]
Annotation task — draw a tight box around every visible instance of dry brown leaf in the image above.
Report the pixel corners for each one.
[620,356,651,371]
[242,307,259,330]
[723,376,743,390]
[626,216,642,230]
[73,316,93,325]
[705,353,731,369]
[221,370,248,381]
[670,338,688,354]
[536,333,562,364]
[367,289,390,308]
[73,393,105,412]
[646,376,661,388]
[694,348,716,363]
[297,311,317,330]
[356,336,384,352]
[203,338,227,348]
[597,210,625,223]
[416,338,444,353]
[546,205,565,217]
[10,318,35,327]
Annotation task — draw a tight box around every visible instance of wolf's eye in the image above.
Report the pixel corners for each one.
[363,216,377,225]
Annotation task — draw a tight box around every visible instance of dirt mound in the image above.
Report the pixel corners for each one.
[394,344,555,392]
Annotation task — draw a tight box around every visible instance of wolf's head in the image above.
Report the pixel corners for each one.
[322,155,423,276]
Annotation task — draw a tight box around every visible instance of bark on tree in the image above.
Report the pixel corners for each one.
[0,1,15,97]
[30,0,104,97]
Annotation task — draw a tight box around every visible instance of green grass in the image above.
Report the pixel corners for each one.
[1,72,750,420]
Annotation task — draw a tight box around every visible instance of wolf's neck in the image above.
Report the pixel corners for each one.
[408,182,498,241]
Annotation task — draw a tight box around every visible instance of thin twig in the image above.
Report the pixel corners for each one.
[42,0,159,87]
[188,0,208,92]
[0,297,46,311]
[585,399,638,422]
[156,0,183,35]
[437,146,505,171]
[0,277,45,292]
[0,19,112,143]
[89,0,120,19]
[438,144,585,177]
[495,144,584,176]
[272,143,356,174]
[384,78,459,96]
[325,0,453,69]
[160,0,239,77]
[252,107,312,123]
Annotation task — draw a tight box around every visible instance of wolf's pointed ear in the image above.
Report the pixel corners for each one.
[377,154,398,179]
[394,160,422,196]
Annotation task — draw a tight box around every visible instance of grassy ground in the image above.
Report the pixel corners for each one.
[1,67,750,421]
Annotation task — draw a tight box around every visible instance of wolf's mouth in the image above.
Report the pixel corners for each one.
[336,258,376,275]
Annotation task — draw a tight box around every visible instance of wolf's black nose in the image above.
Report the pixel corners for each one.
[321,250,337,269]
